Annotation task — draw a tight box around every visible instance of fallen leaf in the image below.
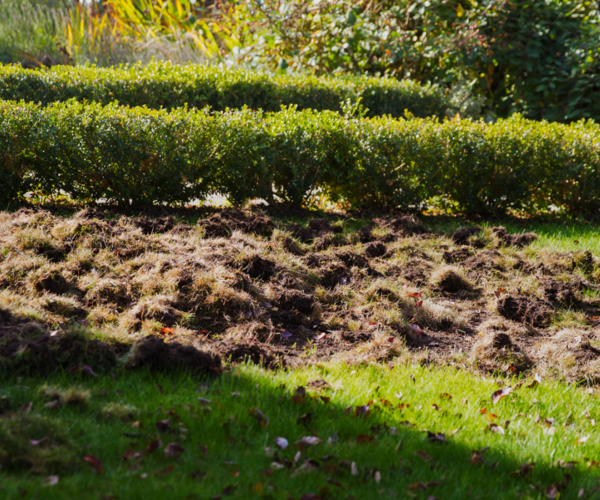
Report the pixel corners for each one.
[479,408,487,415]
[83,455,104,473]
[351,462,359,476]
[297,412,313,426]
[122,449,137,460]
[320,396,331,404]
[576,435,590,445]
[30,437,48,446]
[387,337,395,343]
[155,419,171,433]
[440,393,452,400]
[249,407,269,428]
[492,386,512,404]
[197,397,212,405]
[510,462,535,477]
[408,323,424,335]
[81,365,97,377]
[164,442,184,459]
[488,423,505,435]
[295,436,322,450]
[416,300,423,308]
[427,432,447,444]
[42,476,59,486]
[292,387,306,404]
[20,402,33,414]
[432,403,441,411]
[471,451,485,466]
[413,450,432,461]
[281,330,293,339]
[252,482,264,494]
[354,404,370,417]
[356,434,375,444]
[546,484,560,499]
[160,327,175,335]
[315,333,327,341]
[374,470,381,483]
[275,437,289,449]
[299,494,321,500]
[407,292,422,298]
[221,485,237,496]
[145,439,162,454]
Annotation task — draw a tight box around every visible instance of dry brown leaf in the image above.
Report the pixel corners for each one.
[164,442,184,459]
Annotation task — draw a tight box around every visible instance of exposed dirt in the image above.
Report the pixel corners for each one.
[497,295,552,327]
[1,207,600,383]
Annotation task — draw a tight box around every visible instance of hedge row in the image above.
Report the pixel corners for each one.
[0,61,451,119]
[1,98,599,215]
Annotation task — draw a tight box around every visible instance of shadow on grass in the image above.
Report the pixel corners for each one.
[0,363,598,500]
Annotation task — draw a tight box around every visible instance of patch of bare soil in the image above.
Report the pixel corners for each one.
[1,207,600,383]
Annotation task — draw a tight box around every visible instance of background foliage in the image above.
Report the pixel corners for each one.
[1,98,599,214]
[0,0,598,122]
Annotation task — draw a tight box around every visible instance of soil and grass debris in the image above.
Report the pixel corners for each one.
[0,206,599,385]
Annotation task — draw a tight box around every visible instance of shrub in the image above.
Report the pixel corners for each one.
[0,60,452,119]
[0,98,599,216]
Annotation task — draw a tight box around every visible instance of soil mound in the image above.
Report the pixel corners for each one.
[212,341,283,369]
[377,215,429,236]
[199,210,274,237]
[442,248,471,263]
[133,216,175,234]
[497,295,551,327]
[127,336,221,374]
[0,309,117,374]
[539,278,579,306]
[75,206,106,220]
[450,227,482,246]
[492,227,538,248]
[462,250,504,271]
[364,242,387,258]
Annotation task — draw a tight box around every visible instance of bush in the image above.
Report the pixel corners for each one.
[0,60,452,119]
[0,98,599,216]
[230,0,600,122]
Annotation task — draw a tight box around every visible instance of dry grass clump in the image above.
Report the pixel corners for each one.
[533,328,600,384]
[430,265,475,294]
[39,384,91,406]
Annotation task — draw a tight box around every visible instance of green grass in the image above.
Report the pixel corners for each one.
[1,363,599,499]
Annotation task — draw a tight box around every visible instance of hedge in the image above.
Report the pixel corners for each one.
[1,98,599,215]
[0,61,451,119]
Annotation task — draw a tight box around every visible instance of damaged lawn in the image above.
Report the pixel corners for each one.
[1,207,600,383]
[0,363,600,499]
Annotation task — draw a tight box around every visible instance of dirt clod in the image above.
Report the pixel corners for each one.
[364,242,387,258]
[497,295,551,327]
[133,216,175,234]
[492,227,538,248]
[127,336,221,374]
[450,227,482,246]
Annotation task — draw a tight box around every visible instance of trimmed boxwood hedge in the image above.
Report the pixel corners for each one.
[0,61,451,119]
[1,98,599,215]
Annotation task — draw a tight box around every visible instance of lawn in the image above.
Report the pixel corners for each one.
[1,207,600,499]
[1,363,599,500]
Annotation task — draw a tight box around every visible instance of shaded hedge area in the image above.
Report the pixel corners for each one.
[0,61,451,119]
[1,98,599,215]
